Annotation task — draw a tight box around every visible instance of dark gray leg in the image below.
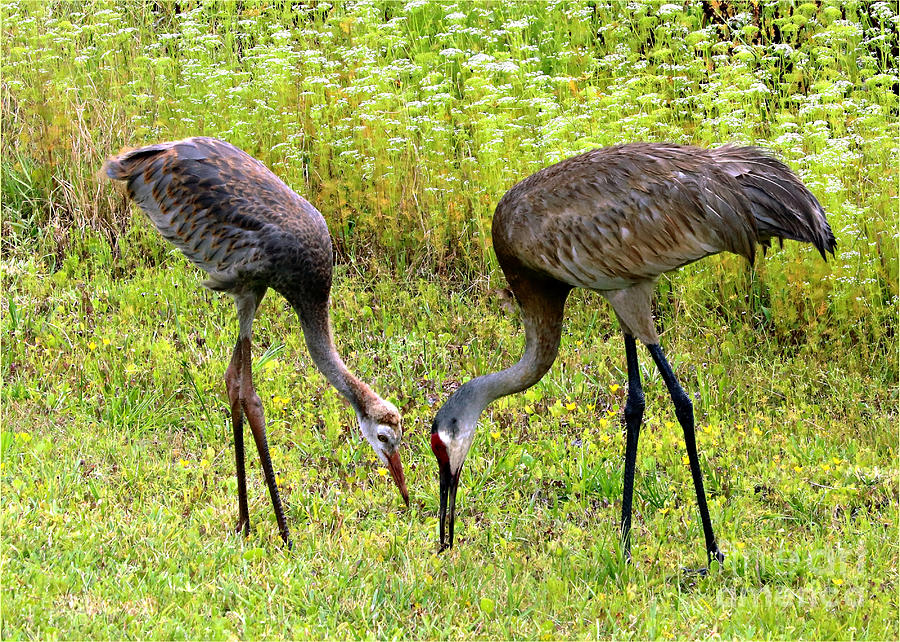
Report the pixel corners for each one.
[647,344,723,567]
[225,341,250,536]
[621,334,645,561]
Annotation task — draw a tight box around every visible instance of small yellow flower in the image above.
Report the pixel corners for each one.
[179,459,189,467]
[609,384,620,393]
[832,457,842,465]
[275,474,284,485]
[665,421,675,430]
[377,468,388,478]
[102,338,110,346]
[88,341,97,351]
[199,459,210,469]
[735,541,746,550]
[565,401,576,411]
[821,464,831,472]
[682,455,690,466]
[793,465,803,473]
[832,578,844,586]
[753,427,762,435]
[490,431,500,440]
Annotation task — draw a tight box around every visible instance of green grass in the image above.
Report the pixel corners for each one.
[2,0,898,639]
[2,241,897,638]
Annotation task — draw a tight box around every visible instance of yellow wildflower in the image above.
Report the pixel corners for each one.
[832,578,844,586]
[565,401,576,411]
[88,341,97,351]
[609,384,620,393]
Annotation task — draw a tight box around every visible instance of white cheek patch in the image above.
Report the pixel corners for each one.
[438,429,471,473]
[378,424,400,442]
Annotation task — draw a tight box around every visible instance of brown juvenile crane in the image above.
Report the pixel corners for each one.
[104,137,408,547]
[430,143,835,567]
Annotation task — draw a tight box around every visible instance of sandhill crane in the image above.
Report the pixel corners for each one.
[103,137,408,546]
[430,143,835,567]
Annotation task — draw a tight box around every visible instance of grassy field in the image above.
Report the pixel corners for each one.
[2,0,898,639]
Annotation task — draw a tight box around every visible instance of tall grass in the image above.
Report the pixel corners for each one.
[1,2,898,638]
[3,0,897,377]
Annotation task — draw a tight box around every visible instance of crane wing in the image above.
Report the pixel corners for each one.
[104,137,321,291]
[494,144,759,290]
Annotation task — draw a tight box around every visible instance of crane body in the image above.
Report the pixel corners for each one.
[431,143,835,566]
[104,137,408,546]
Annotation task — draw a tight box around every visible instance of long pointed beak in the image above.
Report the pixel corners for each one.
[438,464,460,552]
[386,451,409,507]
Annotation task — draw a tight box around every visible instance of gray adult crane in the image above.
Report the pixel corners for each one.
[104,137,408,547]
[430,143,835,566]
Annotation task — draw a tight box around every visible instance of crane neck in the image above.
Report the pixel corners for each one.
[448,289,568,428]
[293,301,378,415]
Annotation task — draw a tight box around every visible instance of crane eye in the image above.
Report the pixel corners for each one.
[377,435,389,444]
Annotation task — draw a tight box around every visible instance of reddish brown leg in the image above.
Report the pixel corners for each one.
[239,337,291,547]
[225,340,250,537]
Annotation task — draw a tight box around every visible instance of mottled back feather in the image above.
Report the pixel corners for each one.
[103,137,332,297]
[493,143,835,291]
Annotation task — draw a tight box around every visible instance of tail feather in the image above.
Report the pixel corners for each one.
[715,146,837,260]
[102,141,180,182]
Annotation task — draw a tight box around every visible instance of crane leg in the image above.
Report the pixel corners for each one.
[620,334,645,562]
[239,336,292,547]
[647,344,723,568]
[225,341,250,537]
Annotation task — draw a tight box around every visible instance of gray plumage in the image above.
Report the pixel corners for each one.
[431,142,835,564]
[104,137,408,546]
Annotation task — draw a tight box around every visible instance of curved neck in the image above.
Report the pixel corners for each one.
[294,302,375,414]
[451,285,569,426]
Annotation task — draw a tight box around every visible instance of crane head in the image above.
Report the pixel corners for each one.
[430,386,481,552]
[357,397,408,507]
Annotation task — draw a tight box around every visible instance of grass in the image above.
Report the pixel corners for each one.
[1,0,898,639]
[2,245,897,638]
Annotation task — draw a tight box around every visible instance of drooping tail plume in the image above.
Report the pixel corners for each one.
[716,145,837,260]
